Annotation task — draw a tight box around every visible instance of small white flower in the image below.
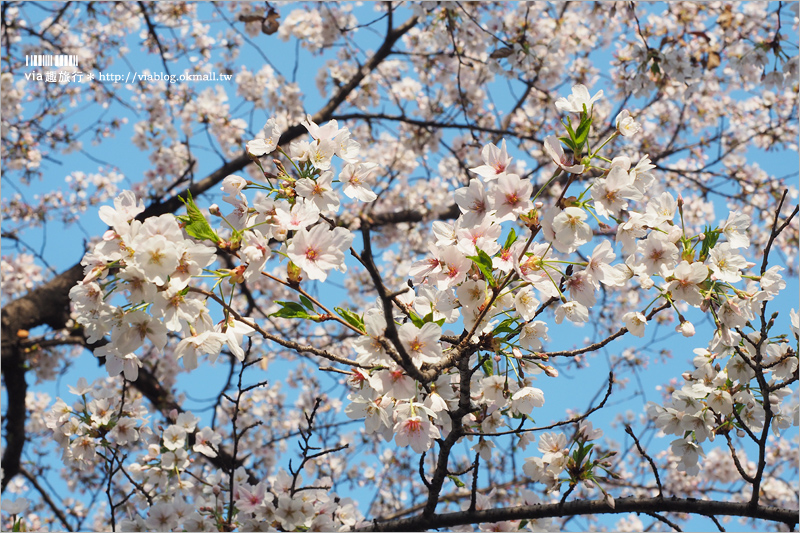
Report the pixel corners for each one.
[721,211,751,249]
[514,286,540,321]
[1,498,29,516]
[551,207,592,253]
[247,117,281,156]
[555,84,603,114]
[615,109,641,137]
[492,173,533,222]
[708,243,748,283]
[162,425,187,451]
[520,320,548,351]
[511,386,545,415]
[398,322,443,365]
[133,235,180,285]
[470,139,512,180]
[340,162,378,202]
[623,311,647,338]
[555,301,589,324]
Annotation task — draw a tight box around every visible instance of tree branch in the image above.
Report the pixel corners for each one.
[362,497,798,531]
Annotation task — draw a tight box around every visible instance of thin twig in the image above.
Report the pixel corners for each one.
[20,467,73,532]
[625,425,663,498]
[645,511,683,532]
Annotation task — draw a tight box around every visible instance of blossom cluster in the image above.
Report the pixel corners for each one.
[53,80,798,528]
[44,377,152,472]
[340,84,798,491]
[68,115,383,381]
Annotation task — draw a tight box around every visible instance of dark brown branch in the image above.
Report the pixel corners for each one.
[625,425,664,499]
[330,113,544,145]
[137,1,171,76]
[20,467,73,531]
[760,189,797,275]
[469,371,614,437]
[645,511,683,532]
[706,514,726,532]
[361,497,798,531]
[544,302,671,358]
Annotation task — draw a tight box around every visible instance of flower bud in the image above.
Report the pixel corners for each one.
[229,265,246,284]
[209,204,221,216]
[287,261,303,285]
[676,321,695,337]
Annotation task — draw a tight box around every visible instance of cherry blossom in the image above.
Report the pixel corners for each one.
[554,84,604,114]
[469,139,512,180]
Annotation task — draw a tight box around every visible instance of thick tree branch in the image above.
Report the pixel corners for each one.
[361,497,798,531]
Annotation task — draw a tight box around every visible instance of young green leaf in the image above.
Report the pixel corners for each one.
[448,475,466,488]
[270,301,312,320]
[178,191,221,244]
[562,117,576,141]
[334,307,365,332]
[699,226,721,261]
[559,136,577,154]
[481,357,494,376]
[466,248,497,287]
[408,312,425,328]
[299,295,315,311]
[503,228,517,249]
[574,114,593,153]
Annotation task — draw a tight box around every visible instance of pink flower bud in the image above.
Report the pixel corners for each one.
[676,321,695,337]
[543,365,558,378]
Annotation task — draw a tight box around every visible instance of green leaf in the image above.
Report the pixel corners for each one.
[574,115,593,153]
[503,228,517,250]
[299,295,315,311]
[271,301,312,320]
[558,136,577,154]
[573,442,594,464]
[493,326,515,336]
[334,307,365,332]
[481,357,494,376]
[178,191,221,243]
[448,475,466,488]
[408,312,425,328]
[493,317,518,337]
[466,248,497,288]
[562,117,576,141]
[699,226,721,261]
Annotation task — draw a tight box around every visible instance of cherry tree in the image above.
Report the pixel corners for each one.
[2,2,798,532]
